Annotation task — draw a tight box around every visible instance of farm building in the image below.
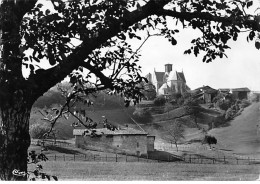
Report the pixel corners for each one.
[191,85,218,103]
[73,128,155,156]
[230,88,251,100]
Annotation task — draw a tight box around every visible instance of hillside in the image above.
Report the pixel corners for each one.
[30,107,138,140]
[33,83,127,110]
[209,102,260,158]
[139,103,224,139]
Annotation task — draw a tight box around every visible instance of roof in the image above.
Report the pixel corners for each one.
[231,88,250,92]
[195,85,215,91]
[154,72,164,83]
[219,88,230,92]
[73,128,148,136]
[167,71,177,81]
[204,88,218,94]
[177,72,186,82]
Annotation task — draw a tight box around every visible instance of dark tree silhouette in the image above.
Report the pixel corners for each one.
[203,135,217,148]
[0,0,260,180]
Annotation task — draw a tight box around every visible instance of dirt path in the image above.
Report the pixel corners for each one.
[209,102,260,158]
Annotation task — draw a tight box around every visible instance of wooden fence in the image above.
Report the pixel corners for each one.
[31,139,260,165]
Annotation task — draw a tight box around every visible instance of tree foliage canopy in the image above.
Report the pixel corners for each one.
[2,0,260,102]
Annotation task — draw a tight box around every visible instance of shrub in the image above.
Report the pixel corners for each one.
[183,97,199,106]
[216,100,231,111]
[153,95,166,106]
[29,123,50,139]
[240,99,251,108]
[225,108,234,120]
[249,94,260,102]
[203,135,217,148]
[133,108,153,123]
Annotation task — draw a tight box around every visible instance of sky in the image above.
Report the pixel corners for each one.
[137,28,260,91]
[17,0,260,91]
[133,1,260,91]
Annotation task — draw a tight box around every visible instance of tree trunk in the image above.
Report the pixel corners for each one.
[0,93,33,180]
[175,142,178,152]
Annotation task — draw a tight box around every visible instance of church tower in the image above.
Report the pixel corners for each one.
[165,64,172,73]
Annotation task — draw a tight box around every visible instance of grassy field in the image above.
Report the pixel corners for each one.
[28,140,260,181]
[28,161,260,180]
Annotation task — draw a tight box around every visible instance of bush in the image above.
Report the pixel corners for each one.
[225,108,234,121]
[183,97,199,106]
[203,135,217,148]
[133,108,153,123]
[29,123,51,139]
[250,94,260,102]
[216,100,231,111]
[240,99,251,108]
[153,96,166,106]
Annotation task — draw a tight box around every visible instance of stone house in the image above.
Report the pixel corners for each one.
[145,64,190,96]
[73,128,155,156]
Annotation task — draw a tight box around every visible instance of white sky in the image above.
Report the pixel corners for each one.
[136,0,260,91]
[18,0,260,91]
[137,28,260,91]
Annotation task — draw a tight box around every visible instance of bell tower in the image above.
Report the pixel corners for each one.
[165,64,172,73]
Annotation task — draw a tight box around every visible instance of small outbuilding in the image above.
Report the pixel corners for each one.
[231,88,250,100]
[73,128,155,156]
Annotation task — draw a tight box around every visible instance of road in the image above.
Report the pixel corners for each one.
[209,102,260,158]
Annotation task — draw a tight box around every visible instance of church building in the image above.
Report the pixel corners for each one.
[145,64,189,96]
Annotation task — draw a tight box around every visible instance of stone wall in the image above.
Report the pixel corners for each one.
[75,134,148,156]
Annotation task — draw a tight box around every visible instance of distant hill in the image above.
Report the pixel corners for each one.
[30,107,138,140]
[33,82,126,110]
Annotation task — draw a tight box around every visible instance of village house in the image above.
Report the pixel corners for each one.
[73,128,155,156]
[146,64,190,96]
[191,85,218,103]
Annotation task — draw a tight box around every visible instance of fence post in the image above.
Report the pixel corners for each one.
[84,154,86,160]
[212,158,214,164]
[116,154,117,162]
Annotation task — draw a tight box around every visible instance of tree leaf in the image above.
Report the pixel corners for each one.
[52,176,58,181]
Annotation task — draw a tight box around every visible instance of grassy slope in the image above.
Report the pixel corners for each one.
[146,104,223,142]
[209,102,260,158]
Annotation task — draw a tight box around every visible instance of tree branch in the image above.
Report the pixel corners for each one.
[156,9,258,30]
[28,0,171,98]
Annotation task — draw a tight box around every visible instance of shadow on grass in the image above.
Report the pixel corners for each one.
[214,121,231,128]
[46,145,82,155]
[147,150,183,162]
